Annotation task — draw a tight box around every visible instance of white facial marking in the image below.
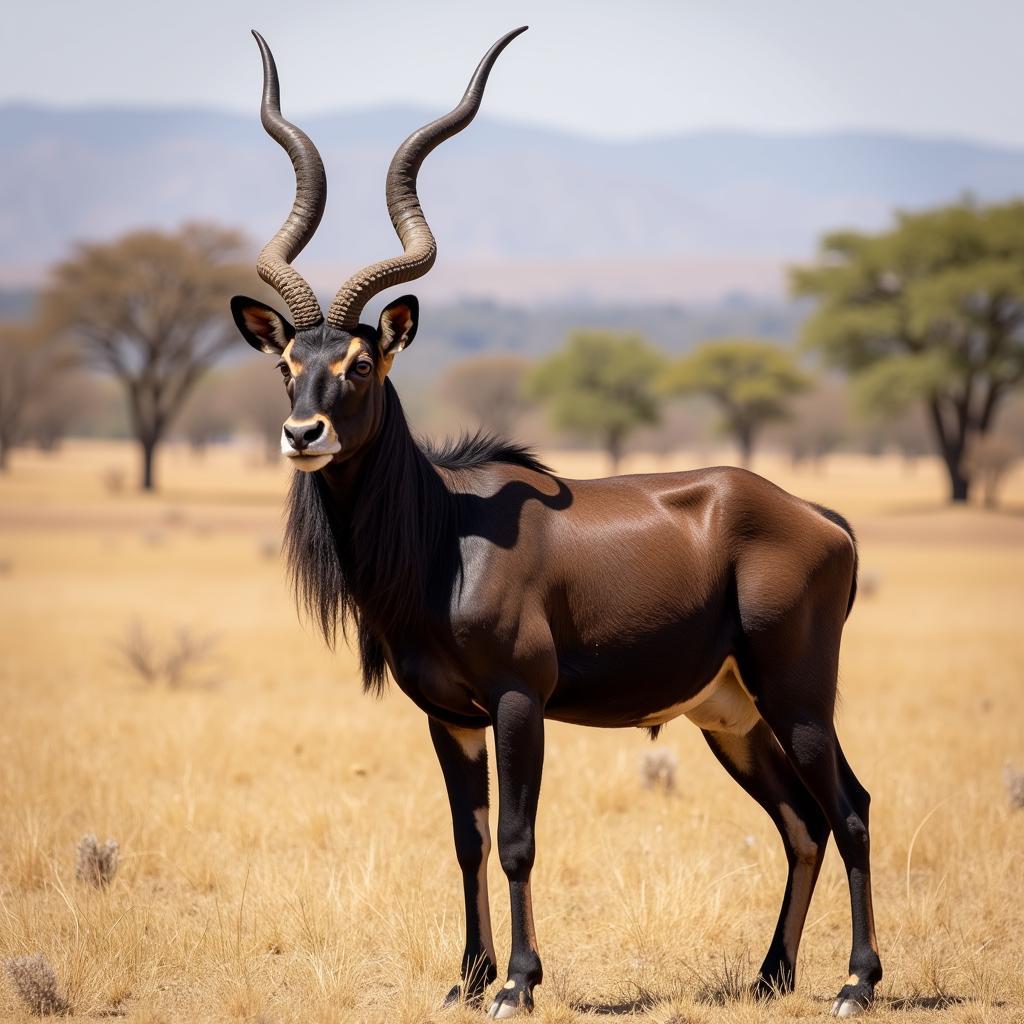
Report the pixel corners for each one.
[640,656,760,735]
[280,414,342,467]
[287,451,334,473]
[504,980,516,990]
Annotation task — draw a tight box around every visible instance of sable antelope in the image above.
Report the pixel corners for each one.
[231,27,881,1019]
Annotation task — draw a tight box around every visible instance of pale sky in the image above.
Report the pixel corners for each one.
[5,0,1024,146]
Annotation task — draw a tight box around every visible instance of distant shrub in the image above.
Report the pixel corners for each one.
[113,620,218,689]
[3,954,70,1016]
[1004,763,1024,811]
[641,749,678,793]
[75,834,119,888]
[257,536,279,561]
[101,467,125,495]
[859,567,883,599]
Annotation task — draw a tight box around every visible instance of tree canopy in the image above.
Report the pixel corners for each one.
[663,338,808,466]
[792,200,1024,501]
[41,224,258,490]
[527,330,665,470]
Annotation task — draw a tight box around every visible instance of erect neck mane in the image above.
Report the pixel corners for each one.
[284,379,457,694]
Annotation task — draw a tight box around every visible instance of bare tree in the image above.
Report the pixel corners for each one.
[41,224,258,490]
[0,321,69,470]
[440,352,533,437]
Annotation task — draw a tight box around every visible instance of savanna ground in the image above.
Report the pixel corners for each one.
[0,440,1022,1024]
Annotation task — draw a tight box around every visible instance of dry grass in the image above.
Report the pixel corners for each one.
[0,440,1022,1023]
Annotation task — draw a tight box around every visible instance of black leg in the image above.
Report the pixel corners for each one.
[487,687,544,1019]
[703,720,830,996]
[758,703,883,1017]
[429,719,497,1006]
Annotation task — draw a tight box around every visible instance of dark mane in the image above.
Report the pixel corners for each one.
[284,380,460,696]
[422,431,552,475]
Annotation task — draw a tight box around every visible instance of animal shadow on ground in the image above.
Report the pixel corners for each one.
[570,993,658,1016]
[882,993,972,1011]
[574,991,980,1016]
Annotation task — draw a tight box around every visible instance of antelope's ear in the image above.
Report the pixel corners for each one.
[231,296,295,355]
[376,295,419,356]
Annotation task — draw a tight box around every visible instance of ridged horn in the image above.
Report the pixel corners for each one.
[326,26,528,331]
[252,30,326,330]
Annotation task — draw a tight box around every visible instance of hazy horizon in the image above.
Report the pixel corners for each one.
[8,96,1024,153]
[7,1,1024,147]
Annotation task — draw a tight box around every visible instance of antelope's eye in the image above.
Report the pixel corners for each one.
[276,360,291,380]
[353,358,373,377]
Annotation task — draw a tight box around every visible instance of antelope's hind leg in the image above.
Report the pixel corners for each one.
[703,719,830,997]
[429,720,497,1006]
[757,689,882,1016]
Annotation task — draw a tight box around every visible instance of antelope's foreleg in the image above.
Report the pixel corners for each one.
[488,687,544,1019]
[429,719,497,1006]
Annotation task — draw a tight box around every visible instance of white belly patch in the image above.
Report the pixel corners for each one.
[638,656,761,735]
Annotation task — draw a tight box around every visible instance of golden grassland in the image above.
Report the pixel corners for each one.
[0,440,1022,1024]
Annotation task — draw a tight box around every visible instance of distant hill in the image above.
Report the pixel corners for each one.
[4,103,1024,301]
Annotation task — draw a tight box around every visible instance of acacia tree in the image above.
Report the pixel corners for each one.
[41,224,256,490]
[439,352,533,436]
[793,201,1024,502]
[528,330,664,471]
[0,322,69,470]
[664,338,809,467]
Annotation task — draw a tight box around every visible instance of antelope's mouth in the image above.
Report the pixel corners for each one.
[287,451,336,473]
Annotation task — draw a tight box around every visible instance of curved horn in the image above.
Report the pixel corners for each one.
[326,26,528,331]
[252,30,326,330]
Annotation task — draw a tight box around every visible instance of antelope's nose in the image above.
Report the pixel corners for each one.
[283,420,325,452]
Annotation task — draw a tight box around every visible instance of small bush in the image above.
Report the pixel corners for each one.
[1004,763,1024,810]
[75,834,119,888]
[3,954,70,1016]
[641,749,678,793]
[113,620,218,689]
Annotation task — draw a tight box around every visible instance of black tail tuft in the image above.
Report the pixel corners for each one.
[813,503,859,619]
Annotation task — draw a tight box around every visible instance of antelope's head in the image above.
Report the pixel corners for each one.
[231,27,526,472]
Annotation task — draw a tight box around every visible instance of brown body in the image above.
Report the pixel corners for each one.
[375,461,854,735]
[231,27,881,1019]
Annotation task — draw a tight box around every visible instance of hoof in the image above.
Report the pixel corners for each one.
[751,977,791,1000]
[830,979,874,1017]
[487,978,534,1018]
[487,1001,519,1020]
[752,962,795,999]
[442,981,485,1009]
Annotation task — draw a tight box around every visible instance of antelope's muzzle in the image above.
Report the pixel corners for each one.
[280,414,340,471]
